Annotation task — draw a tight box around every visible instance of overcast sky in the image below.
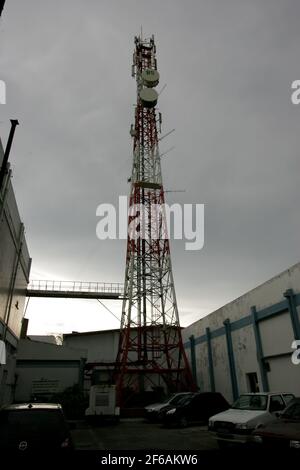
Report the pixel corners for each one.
[0,0,300,335]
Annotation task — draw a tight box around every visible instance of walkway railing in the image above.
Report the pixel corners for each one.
[27,280,124,299]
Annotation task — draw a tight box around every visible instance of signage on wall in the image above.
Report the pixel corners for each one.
[31,378,59,395]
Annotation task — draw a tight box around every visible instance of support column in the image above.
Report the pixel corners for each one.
[189,335,198,387]
[284,289,300,339]
[223,319,239,401]
[251,306,269,392]
[206,327,215,392]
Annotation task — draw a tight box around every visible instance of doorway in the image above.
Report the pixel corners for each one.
[246,372,259,392]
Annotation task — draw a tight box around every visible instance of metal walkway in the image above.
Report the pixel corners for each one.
[26,280,124,300]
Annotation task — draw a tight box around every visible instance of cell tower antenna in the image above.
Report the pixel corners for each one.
[164,189,186,194]
[160,146,175,158]
[158,128,175,142]
[158,83,167,96]
[115,34,196,406]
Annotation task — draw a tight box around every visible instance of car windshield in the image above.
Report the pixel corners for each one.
[162,394,176,404]
[169,394,191,405]
[231,395,268,411]
[0,410,66,438]
[283,394,295,405]
[282,403,300,421]
[175,394,194,406]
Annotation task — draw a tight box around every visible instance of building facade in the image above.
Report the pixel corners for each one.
[15,338,87,402]
[0,137,31,405]
[183,263,300,403]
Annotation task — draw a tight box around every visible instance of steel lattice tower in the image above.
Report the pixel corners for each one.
[115,34,195,405]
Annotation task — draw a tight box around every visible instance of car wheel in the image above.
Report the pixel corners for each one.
[178,415,188,428]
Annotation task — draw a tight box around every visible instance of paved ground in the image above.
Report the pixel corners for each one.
[71,419,218,451]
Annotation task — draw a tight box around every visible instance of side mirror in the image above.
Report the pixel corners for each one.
[275,411,282,418]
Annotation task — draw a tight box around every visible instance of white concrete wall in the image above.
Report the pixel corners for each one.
[211,335,232,402]
[267,356,300,392]
[231,325,258,395]
[183,262,300,402]
[259,312,293,357]
[64,330,119,363]
[15,365,80,402]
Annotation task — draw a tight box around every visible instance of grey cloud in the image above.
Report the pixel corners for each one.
[0,0,299,332]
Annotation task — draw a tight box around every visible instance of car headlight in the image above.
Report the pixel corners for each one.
[166,408,176,415]
[290,440,300,449]
[235,423,248,430]
[255,423,265,430]
[253,435,263,444]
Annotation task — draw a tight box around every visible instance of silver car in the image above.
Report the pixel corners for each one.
[144,393,194,422]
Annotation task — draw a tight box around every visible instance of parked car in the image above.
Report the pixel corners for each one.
[161,392,230,427]
[0,403,74,452]
[253,397,300,449]
[144,392,194,421]
[208,392,295,446]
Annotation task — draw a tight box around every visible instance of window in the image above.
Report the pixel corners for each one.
[282,403,300,420]
[269,395,285,413]
[0,410,66,438]
[169,394,190,405]
[283,394,295,405]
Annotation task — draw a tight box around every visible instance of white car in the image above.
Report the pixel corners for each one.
[208,392,294,446]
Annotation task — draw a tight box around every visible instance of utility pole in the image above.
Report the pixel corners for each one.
[0,120,19,193]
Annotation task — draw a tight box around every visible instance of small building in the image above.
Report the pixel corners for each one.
[64,329,119,365]
[28,334,62,345]
[15,338,87,402]
[64,329,129,393]
[183,262,300,403]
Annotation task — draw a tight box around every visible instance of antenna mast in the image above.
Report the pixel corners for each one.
[115,34,195,406]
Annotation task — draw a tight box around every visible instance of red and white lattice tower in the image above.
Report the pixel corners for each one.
[115,34,195,405]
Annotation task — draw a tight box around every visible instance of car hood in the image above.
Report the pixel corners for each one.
[210,408,267,424]
[254,420,300,439]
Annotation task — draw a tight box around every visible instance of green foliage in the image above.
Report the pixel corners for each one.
[51,384,88,419]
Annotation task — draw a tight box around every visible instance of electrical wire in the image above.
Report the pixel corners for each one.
[96,299,121,323]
